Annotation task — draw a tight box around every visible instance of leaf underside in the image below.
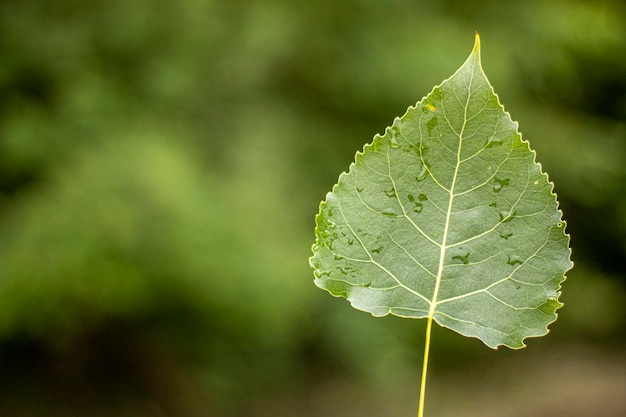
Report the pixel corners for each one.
[310,35,572,349]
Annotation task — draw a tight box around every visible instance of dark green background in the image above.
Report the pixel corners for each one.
[1,0,625,416]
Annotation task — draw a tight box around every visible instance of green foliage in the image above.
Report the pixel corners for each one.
[0,137,306,341]
[311,35,572,349]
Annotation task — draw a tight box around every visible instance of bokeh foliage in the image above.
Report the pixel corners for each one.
[0,0,625,416]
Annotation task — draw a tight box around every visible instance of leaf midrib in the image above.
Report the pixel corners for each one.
[429,66,476,318]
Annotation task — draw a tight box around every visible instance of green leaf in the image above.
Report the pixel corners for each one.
[310,35,572,349]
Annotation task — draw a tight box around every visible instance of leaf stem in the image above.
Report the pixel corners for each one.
[418,315,434,417]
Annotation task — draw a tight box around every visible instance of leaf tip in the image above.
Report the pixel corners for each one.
[472,32,481,56]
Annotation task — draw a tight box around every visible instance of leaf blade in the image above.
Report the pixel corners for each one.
[310,34,572,349]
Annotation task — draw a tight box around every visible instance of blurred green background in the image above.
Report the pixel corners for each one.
[1,0,625,416]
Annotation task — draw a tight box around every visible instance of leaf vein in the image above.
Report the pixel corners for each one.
[337,197,432,305]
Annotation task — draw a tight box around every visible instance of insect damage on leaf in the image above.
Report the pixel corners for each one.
[310,33,572,349]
